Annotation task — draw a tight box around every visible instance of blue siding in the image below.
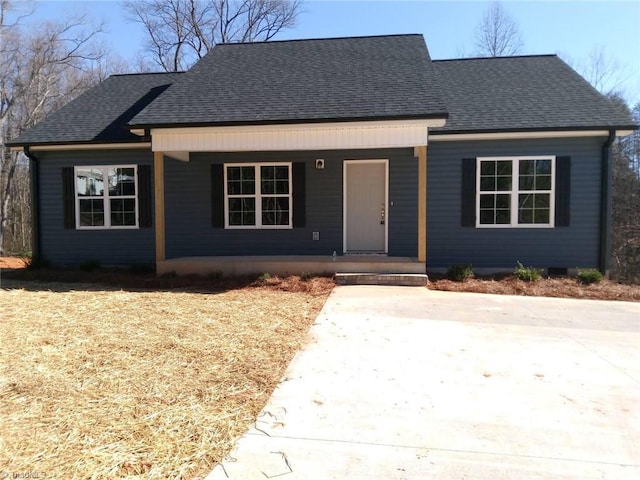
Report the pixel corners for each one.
[427,137,604,269]
[37,150,155,266]
[165,149,418,258]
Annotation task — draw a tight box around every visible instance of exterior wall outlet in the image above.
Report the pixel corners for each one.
[312,231,320,241]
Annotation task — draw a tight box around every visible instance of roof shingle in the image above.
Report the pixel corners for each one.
[431,55,634,133]
[10,72,182,146]
[129,34,449,127]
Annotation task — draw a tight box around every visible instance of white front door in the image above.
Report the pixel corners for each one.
[344,160,388,253]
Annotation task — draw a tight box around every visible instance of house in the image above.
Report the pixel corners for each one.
[9,34,636,276]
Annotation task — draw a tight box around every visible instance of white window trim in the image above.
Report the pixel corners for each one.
[475,156,556,229]
[74,165,139,230]
[223,162,293,229]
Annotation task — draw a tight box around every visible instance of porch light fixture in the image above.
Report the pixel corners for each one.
[315,159,325,170]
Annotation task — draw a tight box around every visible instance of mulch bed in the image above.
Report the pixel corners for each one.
[428,274,640,302]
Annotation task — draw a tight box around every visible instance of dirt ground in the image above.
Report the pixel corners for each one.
[0,256,26,269]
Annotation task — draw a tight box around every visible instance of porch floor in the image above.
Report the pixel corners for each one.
[156,255,425,276]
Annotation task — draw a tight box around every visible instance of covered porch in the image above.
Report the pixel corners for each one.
[156,255,425,276]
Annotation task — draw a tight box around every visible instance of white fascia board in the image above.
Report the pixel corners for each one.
[616,130,635,137]
[428,130,622,142]
[151,119,446,152]
[24,143,151,152]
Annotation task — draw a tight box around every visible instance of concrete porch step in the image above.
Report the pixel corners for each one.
[335,273,428,287]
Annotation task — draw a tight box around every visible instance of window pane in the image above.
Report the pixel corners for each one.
[227,167,240,181]
[518,194,550,224]
[536,175,551,190]
[519,194,534,209]
[534,209,550,223]
[275,180,289,194]
[519,160,534,175]
[479,210,494,224]
[479,194,495,209]
[519,159,552,192]
[480,176,495,191]
[108,168,135,196]
[496,161,512,176]
[536,160,552,175]
[480,161,495,175]
[243,211,255,225]
[495,209,510,224]
[261,165,289,195]
[496,194,510,209]
[519,175,534,190]
[79,199,105,226]
[496,176,512,191]
[275,166,288,179]
[519,209,534,224]
[76,168,104,196]
[261,166,275,180]
[228,197,255,226]
[227,166,255,195]
[262,196,290,226]
[241,180,255,195]
[535,194,550,208]
[261,179,274,195]
[110,198,136,226]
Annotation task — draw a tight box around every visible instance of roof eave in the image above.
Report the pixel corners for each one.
[430,125,638,136]
[127,113,450,131]
[7,139,151,151]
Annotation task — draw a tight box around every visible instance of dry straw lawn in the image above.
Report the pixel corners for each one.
[0,276,332,479]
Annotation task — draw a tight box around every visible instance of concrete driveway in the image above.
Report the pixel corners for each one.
[207,286,640,479]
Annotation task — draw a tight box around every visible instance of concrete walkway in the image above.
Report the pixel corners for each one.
[207,286,640,479]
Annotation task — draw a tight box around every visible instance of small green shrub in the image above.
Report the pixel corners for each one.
[300,272,313,281]
[258,272,271,282]
[577,268,604,285]
[514,262,542,282]
[129,263,155,275]
[79,260,101,272]
[446,264,474,282]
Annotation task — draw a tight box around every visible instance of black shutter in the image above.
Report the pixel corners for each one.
[461,158,476,227]
[138,165,152,228]
[555,156,571,227]
[62,167,75,229]
[292,162,306,228]
[211,164,224,228]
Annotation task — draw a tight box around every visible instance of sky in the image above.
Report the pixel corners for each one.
[18,0,640,105]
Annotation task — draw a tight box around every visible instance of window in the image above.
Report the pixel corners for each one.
[224,163,292,228]
[75,166,138,229]
[476,156,555,228]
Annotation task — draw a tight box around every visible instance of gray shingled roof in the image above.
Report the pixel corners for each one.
[431,55,635,134]
[10,37,636,147]
[129,34,449,127]
[9,72,182,146]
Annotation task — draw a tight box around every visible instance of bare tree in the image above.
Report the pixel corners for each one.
[610,98,640,283]
[124,0,302,72]
[474,1,523,57]
[0,0,109,255]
